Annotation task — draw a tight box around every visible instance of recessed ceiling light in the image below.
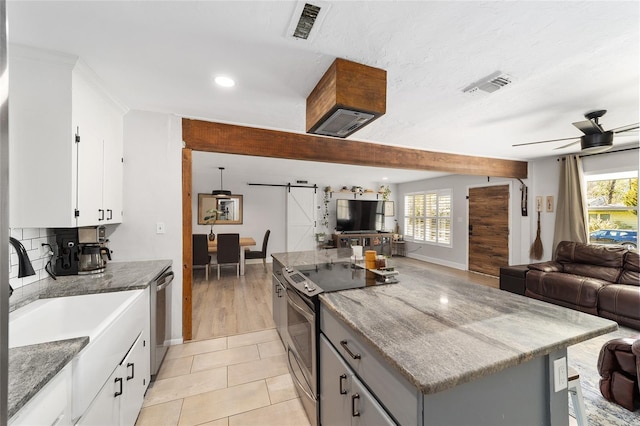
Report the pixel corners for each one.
[214,76,235,88]
[382,177,388,180]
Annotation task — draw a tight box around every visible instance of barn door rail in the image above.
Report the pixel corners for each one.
[247,183,318,193]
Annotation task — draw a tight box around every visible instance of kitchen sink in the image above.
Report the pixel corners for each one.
[9,290,143,348]
[9,289,149,420]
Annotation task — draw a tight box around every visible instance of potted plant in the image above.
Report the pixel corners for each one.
[321,189,330,229]
[203,208,223,241]
[379,185,391,201]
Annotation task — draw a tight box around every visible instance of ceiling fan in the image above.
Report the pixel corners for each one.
[513,110,639,153]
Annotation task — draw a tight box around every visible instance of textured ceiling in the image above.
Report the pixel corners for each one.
[7,1,640,182]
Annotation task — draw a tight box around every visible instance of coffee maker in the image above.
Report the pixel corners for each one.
[54,226,111,275]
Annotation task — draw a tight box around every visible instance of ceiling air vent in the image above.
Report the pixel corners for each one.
[293,3,321,39]
[462,71,512,94]
[286,1,330,42]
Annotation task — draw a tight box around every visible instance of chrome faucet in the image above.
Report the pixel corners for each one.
[9,237,36,296]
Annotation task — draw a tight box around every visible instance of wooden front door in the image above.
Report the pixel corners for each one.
[468,185,510,276]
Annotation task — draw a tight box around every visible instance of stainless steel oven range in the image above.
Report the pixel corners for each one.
[281,261,398,426]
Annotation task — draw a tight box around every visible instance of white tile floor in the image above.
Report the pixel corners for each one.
[136,329,310,426]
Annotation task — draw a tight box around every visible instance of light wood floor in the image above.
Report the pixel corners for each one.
[191,257,498,341]
[192,263,276,341]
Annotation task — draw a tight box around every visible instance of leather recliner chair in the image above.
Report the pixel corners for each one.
[597,335,640,411]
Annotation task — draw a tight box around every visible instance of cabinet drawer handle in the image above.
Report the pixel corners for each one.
[340,340,361,360]
[107,209,113,220]
[339,373,347,395]
[351,393,360,417]
[98,209,105,221]
[114,377,123,397]
[126,362,135,380]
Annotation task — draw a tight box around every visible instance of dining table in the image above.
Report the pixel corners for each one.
[208,237,256,275]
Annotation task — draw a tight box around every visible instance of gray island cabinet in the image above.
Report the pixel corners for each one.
[318,268,617,426]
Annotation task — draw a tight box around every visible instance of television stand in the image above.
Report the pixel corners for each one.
[341,230,376,234]
[333,232,392,257]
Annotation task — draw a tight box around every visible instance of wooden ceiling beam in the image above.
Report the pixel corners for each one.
[182,119,528,179]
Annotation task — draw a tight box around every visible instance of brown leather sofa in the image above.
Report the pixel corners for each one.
[597,335,640,411]
[525,241,640,329]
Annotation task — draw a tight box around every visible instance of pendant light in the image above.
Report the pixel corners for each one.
[211,167,232,197]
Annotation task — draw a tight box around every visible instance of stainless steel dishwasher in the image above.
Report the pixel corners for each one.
[150,265,174,377]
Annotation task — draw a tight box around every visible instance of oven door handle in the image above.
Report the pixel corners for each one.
[285,289,314,322]
[287,347,315,402]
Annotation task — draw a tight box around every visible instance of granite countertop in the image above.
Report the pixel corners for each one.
[319,260,618,395]
[8,338,89,419]
[8,259,172,419]
[272,248,352,267]
[10,259,172,312]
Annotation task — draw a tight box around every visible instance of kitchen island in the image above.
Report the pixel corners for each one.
[318,257,618,425]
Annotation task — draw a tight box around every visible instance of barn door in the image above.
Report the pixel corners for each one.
[286,187,317,252]
[468,185,510,276]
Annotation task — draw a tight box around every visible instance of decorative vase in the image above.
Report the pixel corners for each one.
[208,227,216,241]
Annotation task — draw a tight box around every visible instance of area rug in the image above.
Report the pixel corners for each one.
[567,325,640,425]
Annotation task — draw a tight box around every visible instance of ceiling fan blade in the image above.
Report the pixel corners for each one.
[572,119,603,135]
[611,123,639,134]
[553,140,581,150]
[512,136,580,147]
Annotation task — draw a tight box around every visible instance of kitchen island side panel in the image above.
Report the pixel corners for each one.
[422,349,567,425]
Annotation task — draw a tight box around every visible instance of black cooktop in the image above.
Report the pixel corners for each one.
[292,261,398,295]
[297,262,367,292]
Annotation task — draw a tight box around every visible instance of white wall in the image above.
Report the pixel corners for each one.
[191,174,288,259]
[526,148,640,261]
[396,148,639,270]
[191,170,397,258]
[526,158,560,262]
[397,175,529,269]
[109,110,184,343]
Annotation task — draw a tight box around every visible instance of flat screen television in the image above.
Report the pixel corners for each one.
[336,199,384,233]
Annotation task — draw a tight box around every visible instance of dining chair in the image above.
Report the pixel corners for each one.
[245,229,271,271]
[216,233,240,279]
[192,234,212,281]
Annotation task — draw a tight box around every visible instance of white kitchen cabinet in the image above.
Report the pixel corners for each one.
[319,335,395,426]
[9,44,126,228]
[120,331,150,425]
[9,364,72,426]
[78,331,150,426]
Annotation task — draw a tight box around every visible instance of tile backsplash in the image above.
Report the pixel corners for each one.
[9,228,55,290]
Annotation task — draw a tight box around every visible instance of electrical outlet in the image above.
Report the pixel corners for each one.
[156,222,166,234]
[554,357,567,392]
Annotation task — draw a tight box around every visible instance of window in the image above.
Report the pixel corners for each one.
[586,171,638,247]
[404,190,452,246]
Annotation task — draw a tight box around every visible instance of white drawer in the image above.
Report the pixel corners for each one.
[320,305,420,426]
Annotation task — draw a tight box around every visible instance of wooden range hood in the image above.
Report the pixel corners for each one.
[306,58,386,138]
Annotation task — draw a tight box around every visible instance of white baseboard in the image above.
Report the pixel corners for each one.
[167,337,184,346]
[405,253,467,271]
